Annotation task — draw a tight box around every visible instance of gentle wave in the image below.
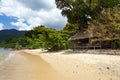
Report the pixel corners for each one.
[0,48,14,65]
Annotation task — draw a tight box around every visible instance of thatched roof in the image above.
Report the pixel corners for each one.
[68,30,95,41]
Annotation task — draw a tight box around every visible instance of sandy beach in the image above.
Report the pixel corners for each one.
[0,49,120,80]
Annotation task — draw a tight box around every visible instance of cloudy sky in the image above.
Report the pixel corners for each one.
[0,0,67,30]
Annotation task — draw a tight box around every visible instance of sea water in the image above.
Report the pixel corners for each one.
[0,48,13,64]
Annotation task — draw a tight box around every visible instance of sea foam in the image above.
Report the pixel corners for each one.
[0,48,14,65]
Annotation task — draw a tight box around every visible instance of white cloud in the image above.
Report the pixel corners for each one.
[0,23,4,30]
[18,0,55,11]
[0,0,67,30]
[11,19,31,31]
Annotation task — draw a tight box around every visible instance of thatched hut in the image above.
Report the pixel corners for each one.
[69,29,120,50]
[68,30,101,50]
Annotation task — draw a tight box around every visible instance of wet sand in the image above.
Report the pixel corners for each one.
[0,51,68,80]
[0,50,120,80]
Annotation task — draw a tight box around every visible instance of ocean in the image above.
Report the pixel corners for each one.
[0,48,13,65]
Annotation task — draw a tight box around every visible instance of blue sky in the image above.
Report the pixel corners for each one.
[0,0,67,31]
[0,14,18,30]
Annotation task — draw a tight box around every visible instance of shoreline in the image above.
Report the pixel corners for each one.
[0,50,69,80]
[23,49,120,80]
[0,49,120,80]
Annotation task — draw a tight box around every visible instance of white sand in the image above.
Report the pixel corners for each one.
[0,49,120,80]
[24,49,120,80]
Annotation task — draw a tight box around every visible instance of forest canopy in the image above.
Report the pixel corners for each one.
[0,25,77,50]
[55,0,120,39]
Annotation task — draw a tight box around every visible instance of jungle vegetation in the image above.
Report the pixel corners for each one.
[0,0,120,50]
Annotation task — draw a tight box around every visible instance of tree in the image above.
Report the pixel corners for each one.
[88,4,120,40]
[55,0,90,29]
[55,0,120,29]
[24,25,71,50]
[63,23,78,31]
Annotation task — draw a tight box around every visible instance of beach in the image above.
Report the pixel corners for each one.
[0,49,120,80]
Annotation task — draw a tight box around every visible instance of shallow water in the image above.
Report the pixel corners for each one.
[0,48,12,64]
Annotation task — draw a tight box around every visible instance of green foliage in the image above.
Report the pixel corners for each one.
[24,25,72,50]
[99,0,120,8]
[56,0,120,49]
[63,23,78,31]
[55,0,120,29]
[116,40,120,48]
[56,0,91,29]
[0,1,120,50]
[0,38,17,48]
[88,4,120,39]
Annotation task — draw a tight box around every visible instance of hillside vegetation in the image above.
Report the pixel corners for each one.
[0,0,120,50]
